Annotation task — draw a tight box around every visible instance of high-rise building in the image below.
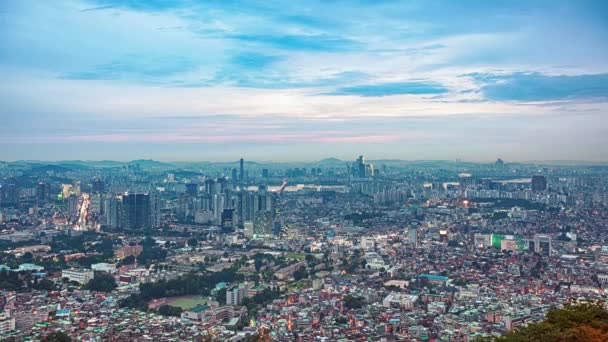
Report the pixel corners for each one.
[239,158,245,182]
[149,189,161,228]
[89,193,104,214]
[254,210,273,235]
[185,183,198,197]
[213,193,225,224]
[458,173,473,191]
[204,179,216,195]
[244,221,254,238]
[226,283,248,305]
[122,193,151,229]
[531,176,547,192]
[495,158,505,169]
[104,197,122,230]
[92,177,105,193]
[36,182,49,203]
[262,169,269,179]
[356,155,366,177]
[0,178,19,206]
[408,227,418,247]
[231,168,238,183]
[534,235,552,256]
[67,194,79,218]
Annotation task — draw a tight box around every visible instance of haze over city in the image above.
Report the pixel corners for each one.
[4,2,608,342]
[1,0,608,162]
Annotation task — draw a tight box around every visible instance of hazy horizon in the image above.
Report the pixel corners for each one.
[2,157,608,165]
[1,1,607,161]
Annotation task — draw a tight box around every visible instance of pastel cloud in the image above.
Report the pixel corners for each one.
[467,72,608,102]
[0,0,607,161]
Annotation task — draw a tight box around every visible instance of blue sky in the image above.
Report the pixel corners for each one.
[1,0,607,162]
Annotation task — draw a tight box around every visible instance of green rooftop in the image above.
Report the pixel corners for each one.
[188,305,209,313]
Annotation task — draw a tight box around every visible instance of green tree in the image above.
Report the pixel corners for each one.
[343,294,364,309]
[157,305,183,317]
[84,271,117,292]
[293,266,308,281]
[41,331,71,342]
[483,302,608,342]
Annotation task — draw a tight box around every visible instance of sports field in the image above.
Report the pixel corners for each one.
[165,296,208,310]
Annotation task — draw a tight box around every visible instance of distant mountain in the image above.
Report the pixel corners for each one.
[128,159,174,168]
[30,164,75,173]
[318,157,343,164]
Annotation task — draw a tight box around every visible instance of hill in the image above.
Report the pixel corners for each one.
[479,302,608,342]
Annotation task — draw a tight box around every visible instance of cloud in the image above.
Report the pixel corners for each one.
[86,0,187,12]
[225,34,362,52]
[468,72,608,102]
[61,55,198,81]
[325,81,449,97]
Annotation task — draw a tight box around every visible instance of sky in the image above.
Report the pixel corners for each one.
[1,0,607,162]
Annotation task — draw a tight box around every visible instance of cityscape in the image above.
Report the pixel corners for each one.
[2,0,608,341]
[1,157,608,341]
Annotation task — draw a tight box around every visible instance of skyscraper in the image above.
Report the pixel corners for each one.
[149,189,161,228]
[213,193,225,224]
[92,177,105,193]
[458,173,473,191]
[122,193,151,229]
[0,178,19,206]
[67,194,79,218]
[231,168,238,183]
[36,182,49,203]
[239,158,245,182]
[531,176,547,192]
[185,183,198,197]
[495,158,505,170]
[104,197,122,230]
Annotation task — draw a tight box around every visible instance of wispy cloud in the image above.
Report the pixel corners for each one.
[467,72,608,102]
[1,0,608,161]
[325,81,449,97]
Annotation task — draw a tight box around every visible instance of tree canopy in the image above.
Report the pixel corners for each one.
[84,271,117,293]
[480,302,608,342]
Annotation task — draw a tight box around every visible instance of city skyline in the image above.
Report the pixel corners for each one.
[1,0,608,161]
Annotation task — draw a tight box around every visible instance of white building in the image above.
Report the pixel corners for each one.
[0,314,15,334]
[365,252,385,270]
[360,237,375,250]
[62,269,94,284]
[244,221,254,238]
[226,283,248,306]
[91,263,116,273]
[382,293,418,310]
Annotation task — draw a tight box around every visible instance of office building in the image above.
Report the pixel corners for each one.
[92,177,105,193]
[62,268,94,285]
[104,197,122,230]
[67,194,79,218]
[185,183,198,197]
[91,263,116,273]
[122,193,151,229]
[226,284,248,306]
[239,158,245,182]
[244,221,254,238]
[0,178,19,206]
[149,189,161,228]
[531,176,547,192]
[534,234,552,256]
[36,182,49,203]
[231,168,238,183]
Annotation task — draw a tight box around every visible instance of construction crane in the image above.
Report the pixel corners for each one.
[277,179,288,195]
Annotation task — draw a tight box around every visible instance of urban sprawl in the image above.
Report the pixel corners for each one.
[0,157,607,341]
